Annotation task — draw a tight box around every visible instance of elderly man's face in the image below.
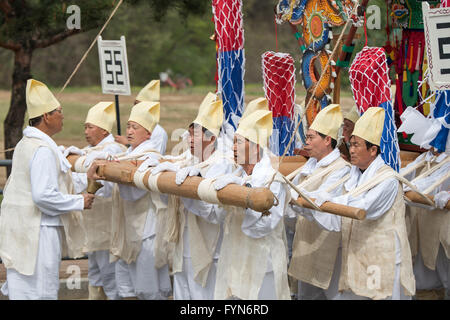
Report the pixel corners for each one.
[84,123,108,146]
[188,124,216,161]
[304,129,332,161]
[46,106,64,135]
[126,121,151,149]
[349,135,378,170]
[233,134,260,166]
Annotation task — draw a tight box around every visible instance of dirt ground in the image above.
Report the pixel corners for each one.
[0,89,355,188]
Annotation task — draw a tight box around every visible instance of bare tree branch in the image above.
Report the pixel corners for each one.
[0,39,20,51]
[34,29,81,49]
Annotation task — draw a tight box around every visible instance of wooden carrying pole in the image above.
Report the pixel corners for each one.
[100,160,274,212]
[293,197,366,220]
[67,149,446,217]
[405,191,450,210]
[67,155,274,212]
[67,155,369,217]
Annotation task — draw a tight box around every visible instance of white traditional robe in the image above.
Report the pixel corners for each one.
[0,127,84,300]
[113,138,172,299]
[305,155,414,300]
[214,151,291,300]
[401,151,450,297]
[172,154,234,300]
[71,134,125,300]
[288,148,350,300]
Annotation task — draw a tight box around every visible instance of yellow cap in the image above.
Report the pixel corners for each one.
[128,101,160,132]
[309,104,343,140]
[352,107,385,146]
[136,80,160,102]
[343,105,360,123]
[85,102,116,133]
[26,79,60,119]
[192,92,223,137]
[240,97,269,121]
[235,110,273,148]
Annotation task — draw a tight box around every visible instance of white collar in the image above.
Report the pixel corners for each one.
[23,126,72,173]
[300,148,341,176]
[127,138,154,156]
[97,134,115,147]
[345,155,385,191]
[88,134,115,148]
[238,151,275,187]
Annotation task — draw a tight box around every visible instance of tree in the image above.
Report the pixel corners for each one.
[0,0,209,175]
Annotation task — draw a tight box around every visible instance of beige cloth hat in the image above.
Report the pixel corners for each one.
[85,102,116,133]
[136,80,160,102]
[240,97,269,121]
[343,105,360,123]
[352,107,385,146]
[192,92,223,137]
[310,104,343,140]
[128,101,160,132]
[235,109,273,148]
[26,79,60,119]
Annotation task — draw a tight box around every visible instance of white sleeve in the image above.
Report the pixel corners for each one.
[399,155,423,181]
[30,147,84,215]
[118,184,148,201]
[180,159,234,224]
[310,210,342,232]
[334,177,399,220]
[71,172,115,198]
[411,162,450,195]
[103,143,125,155]
[96,180,115,198]
[241,180,286,239]
[150,126,168,155]
[181,197,227,224]
[290,166,349,232]
[72,172,88,194]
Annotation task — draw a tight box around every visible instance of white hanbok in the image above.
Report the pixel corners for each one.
[71,134,124,300]
[214,152,291,300]
[289,148,350,300]
[1,127,84,300]
[303,156,412,300]
[173,156,234,300]
[114,138,172,299]
[401,151,450,297]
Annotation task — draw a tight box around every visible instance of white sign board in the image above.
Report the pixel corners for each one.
[97,36,131,95]
[422,2,450,91]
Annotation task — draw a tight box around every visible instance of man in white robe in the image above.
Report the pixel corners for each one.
[396,104,450,300]
[301,107,416,300]
[288,104,350,300]
[89,101,171,300]
[0,79,94,300]
[212,107,291,300]
[71,102,126,300]
[114,80,168,153]
[401,149,449,299]
[149,92,236,300]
